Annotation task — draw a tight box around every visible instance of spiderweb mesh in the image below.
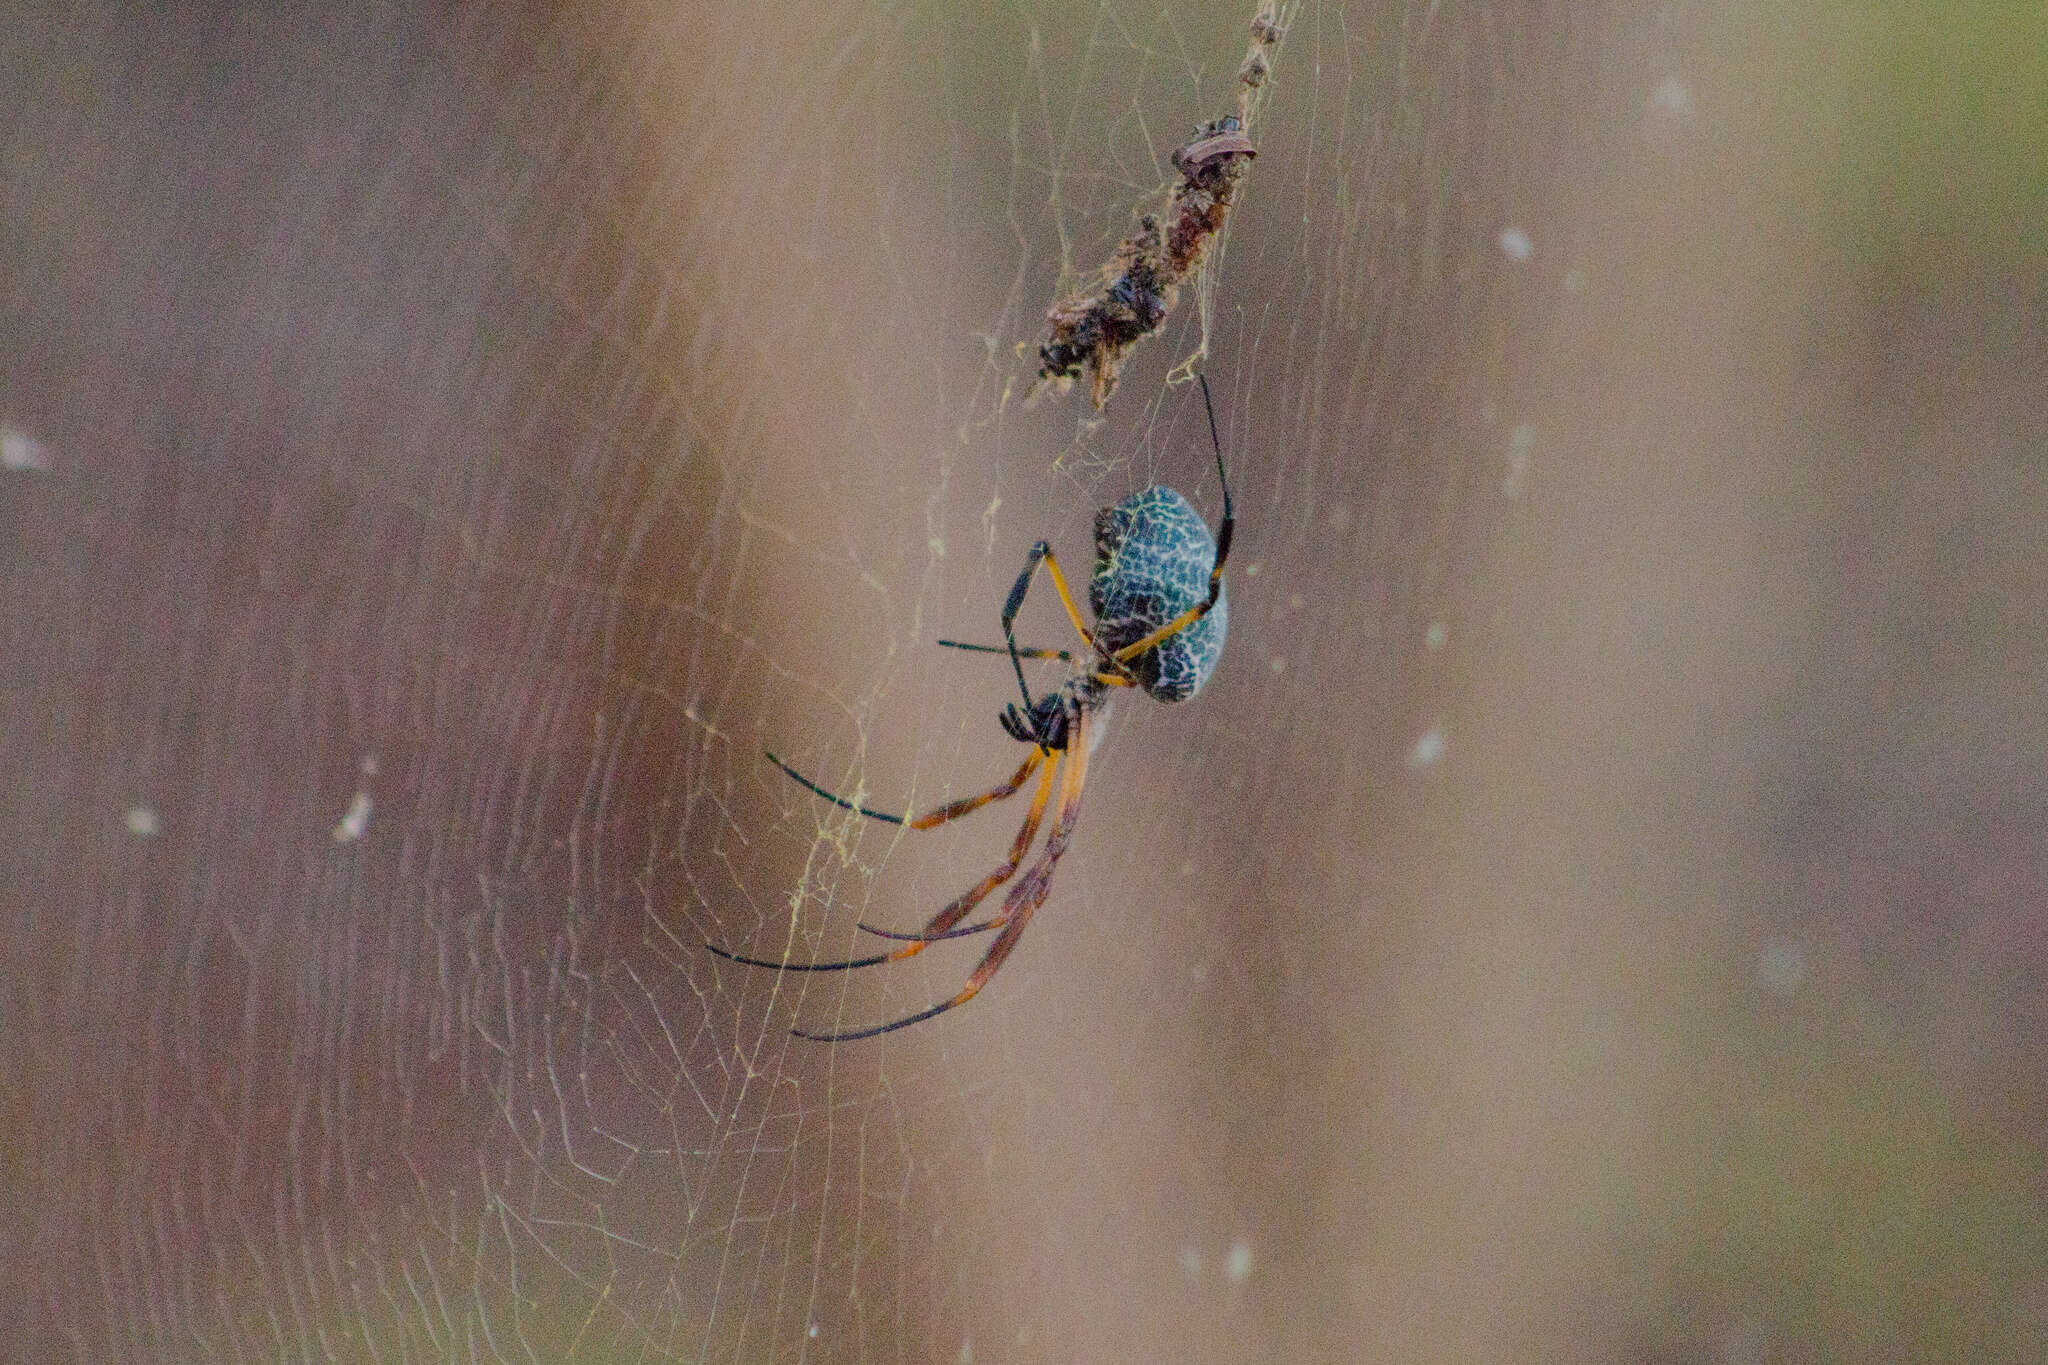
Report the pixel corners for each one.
[6,1,2047,1362]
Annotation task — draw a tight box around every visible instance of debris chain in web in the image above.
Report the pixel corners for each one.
[1033,5,1285,409]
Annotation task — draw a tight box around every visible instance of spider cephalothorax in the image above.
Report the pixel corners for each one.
[708,378,1235,1041]
[998,675,1107,751]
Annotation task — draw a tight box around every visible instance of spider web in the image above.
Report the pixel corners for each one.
[7,1,2048,1362]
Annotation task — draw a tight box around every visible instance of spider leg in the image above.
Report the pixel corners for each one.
[765,747,1040,830]
[936,639,1073,662]
[854,921,999,943]
[792,707,1093,1042]
[903,749,1043,830]
[1001,541,1098,728]
[1110,374,1236,665]
[707,749,1052,973]
[858,746,1058,945]
[1004,543,1098,653]
[705,940,896,972]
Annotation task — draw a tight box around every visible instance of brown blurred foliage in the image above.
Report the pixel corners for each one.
[1,2,2042,1361]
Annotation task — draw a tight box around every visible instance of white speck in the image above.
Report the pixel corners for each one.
[1179,1246,1204,1278]
[956,1339,974,1364]
[1268,655,1286,675]
[2,425,51,472]
[808,1323,819,1339]
[1758,939,1806,996]
[1647,74,1695,120]
[1226,1241,1254,1281]
[123,806,161,838]
[1286,592,1305,612]
[359,754,379,777]
[1498,226,1534,261]
[1503,423,1536,498]
[1407,726,1447,769]
[332,791,373,843]
[928,535,947,559]
[1425,621,1448,651]
[1243,562,1261,577]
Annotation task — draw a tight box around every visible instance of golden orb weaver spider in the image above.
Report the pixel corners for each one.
[707,377,1235,1041]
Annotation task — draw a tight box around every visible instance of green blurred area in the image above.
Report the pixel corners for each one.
[1644,11,2048,1355]
[1668,978,2048,1359]
[1778,0,2048,270]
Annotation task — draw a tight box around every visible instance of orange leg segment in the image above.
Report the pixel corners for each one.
[791,708,1093,1042]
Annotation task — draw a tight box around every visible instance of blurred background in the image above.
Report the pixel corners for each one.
[2,1,2043,1360]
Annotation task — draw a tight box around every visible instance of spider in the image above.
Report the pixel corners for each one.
[707,378,1236,1041]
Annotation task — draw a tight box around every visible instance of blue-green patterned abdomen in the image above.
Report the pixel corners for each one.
[1090,484,1228,702]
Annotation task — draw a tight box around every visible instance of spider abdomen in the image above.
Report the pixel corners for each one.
[1090,484,1228,702]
